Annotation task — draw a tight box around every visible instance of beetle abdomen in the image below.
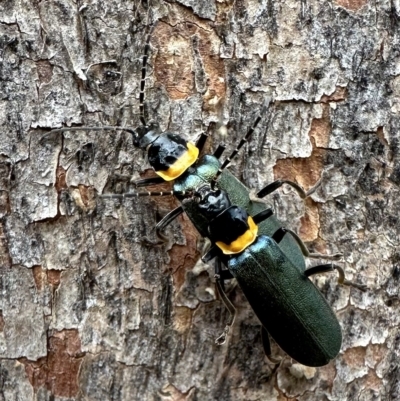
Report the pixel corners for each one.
[228,236,342,367]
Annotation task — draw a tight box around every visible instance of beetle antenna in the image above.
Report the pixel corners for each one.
[101,190,193,199]
[40,126,136,142]
[42,24,157,143]
[139,24,156,126]
[211,97,271,186]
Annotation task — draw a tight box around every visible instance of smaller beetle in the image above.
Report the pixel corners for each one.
[196,185,365,367]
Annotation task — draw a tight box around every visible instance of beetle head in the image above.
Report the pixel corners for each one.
[131,123,161,149]
[147,133,199,181]
[196,186,232,219]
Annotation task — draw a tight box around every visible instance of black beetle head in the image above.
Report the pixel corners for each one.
[148,133,199,181]
[196,187,232,220]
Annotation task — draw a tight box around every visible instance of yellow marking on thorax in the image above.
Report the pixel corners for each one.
[216,217,258,255]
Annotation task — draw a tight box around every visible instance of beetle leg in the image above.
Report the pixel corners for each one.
[261,326,282,364]
[214,259,236,345]
[276,227,343,260]
[257,179,322,199]
[214,257,234,287]
[202,245,220,263]
[211,100,270,185]
[155,206,184,234]
[106,175,166,194]
[133,177,165,187]
[272,228,366,290]
[137,206,185,246]
[195,132,209,152]
[252,208,274,225]
[305,264,367,291]
[213,144,226,159]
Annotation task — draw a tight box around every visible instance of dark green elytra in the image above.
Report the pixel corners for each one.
[227,235,342,367]
[173,154,306,272]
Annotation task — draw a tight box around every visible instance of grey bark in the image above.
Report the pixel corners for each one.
[0,0,399,400]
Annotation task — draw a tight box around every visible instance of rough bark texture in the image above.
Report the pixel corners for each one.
[0,0,398,400]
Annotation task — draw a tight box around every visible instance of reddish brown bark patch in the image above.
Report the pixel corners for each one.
[32,267,61,291]
[342,346,367,366]
[274,104,330,189]
[376,126,389,147]
[170,214,201,290]
[274,105,331,242]
[71,185,96,212]
[136,170,201,283]
[162,193,201,289]
[334,0,368,11]
[321,86,348,103]
[274,147,326,192]
[154,22,194,100]
[55,166,67,192]
[318,361,337,391]
[36,60,53,84]
[47,269,61,288]
[23,329,84,398]
[160,383,196,400]
[172,306,193,334]
[299,198,321,243]
[361,369,381,391]
[308,104,331,150]
[32,265,45,291]
[153,20,225,109]
[0,222,12,269]
[78,185,96,209]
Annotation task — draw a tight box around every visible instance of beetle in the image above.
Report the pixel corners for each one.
[43,25,362,354]
[195,185,365,367]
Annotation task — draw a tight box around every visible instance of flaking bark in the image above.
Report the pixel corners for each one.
[0,0,399,400]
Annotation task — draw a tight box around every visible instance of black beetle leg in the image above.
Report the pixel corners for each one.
[257,179,322,200]
[276,227,343,260]
[252,208,274,225]
[132,176,165,188]
[214,259,236,346]
[202,245,220,263]
[257,179,307,199]
[155,206,184,234]
[195,132,209,152]
[142,206,184,246]
[305,264,367,291]
[213,144,226,160]
[261,326,282,364]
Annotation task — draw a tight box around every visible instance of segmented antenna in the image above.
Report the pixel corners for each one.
[139,24,155,126]
[101,190,193,199]
[42,126,135,138]
[211,115,262,185]
[43,24,156,142]
[211,98,271,186]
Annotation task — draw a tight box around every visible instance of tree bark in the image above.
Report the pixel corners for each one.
[0,0,399,400]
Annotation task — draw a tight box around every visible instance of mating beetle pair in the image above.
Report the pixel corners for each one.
[47,26,365,367]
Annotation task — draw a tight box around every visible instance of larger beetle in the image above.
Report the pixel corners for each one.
[44,26,361,353]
